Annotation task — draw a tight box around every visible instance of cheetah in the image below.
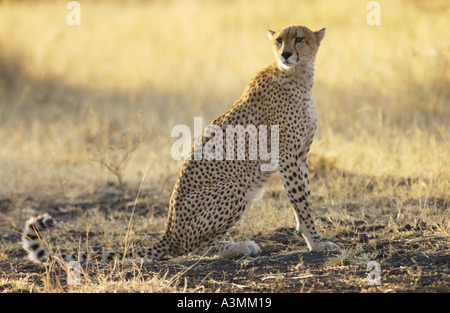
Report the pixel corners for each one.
[22,25,339,264]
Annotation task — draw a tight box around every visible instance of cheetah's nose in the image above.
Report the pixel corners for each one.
[281,51,292,60]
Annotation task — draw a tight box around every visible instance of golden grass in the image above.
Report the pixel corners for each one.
[0,0,448,198]
[0,0,449,293]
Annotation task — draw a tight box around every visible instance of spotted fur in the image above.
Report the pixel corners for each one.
[22,25,339,264]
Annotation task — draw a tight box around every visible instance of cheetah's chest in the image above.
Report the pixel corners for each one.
[279,85,317,150]
[302,101,318,142]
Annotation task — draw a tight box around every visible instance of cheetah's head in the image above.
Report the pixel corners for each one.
[268,25,325,70]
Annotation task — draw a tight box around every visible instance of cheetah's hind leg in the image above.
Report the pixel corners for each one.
[182,181,261,258]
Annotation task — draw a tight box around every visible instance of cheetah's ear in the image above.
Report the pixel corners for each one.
[267,30,276,40]
[314,28,326,46]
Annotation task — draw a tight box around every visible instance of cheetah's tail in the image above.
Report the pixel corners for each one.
[22,213,168,264]
[22,213,59,263]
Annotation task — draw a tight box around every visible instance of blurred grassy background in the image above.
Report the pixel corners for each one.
[0,0,448,200]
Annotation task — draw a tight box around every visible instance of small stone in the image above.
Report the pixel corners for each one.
[404,224,412,231]
[358,234,369,243]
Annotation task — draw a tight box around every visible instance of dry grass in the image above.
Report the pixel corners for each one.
[0,0,448,293]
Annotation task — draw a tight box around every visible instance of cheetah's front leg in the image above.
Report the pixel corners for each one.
[279,154,339,252]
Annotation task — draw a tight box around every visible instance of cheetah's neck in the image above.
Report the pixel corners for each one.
[273,59,316,95]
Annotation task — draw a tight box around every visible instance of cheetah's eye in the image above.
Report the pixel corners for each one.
[295,37,304,43]
[276,38,282,44]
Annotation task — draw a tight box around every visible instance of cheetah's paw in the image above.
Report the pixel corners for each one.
[241,241,261,256]
[308,241,340,252]
[220,241,261,258]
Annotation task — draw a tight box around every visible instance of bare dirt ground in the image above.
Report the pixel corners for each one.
[1,175,448,293]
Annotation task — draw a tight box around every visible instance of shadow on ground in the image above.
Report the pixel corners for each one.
[1,173,449,292]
